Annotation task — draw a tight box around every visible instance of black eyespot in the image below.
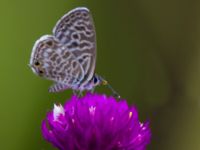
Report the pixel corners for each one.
[39,70,44,74]
[34,61,40,66]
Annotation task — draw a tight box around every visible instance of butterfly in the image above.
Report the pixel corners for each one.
[29,7,120,98]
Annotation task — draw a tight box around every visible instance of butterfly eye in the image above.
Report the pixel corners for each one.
[34,61,40,66]
[93,76,98,84]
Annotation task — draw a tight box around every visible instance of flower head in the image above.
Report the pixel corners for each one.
[42,93,151,150]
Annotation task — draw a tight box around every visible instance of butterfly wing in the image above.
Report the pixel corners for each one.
[53,7,97,86]
[30,35,84,87]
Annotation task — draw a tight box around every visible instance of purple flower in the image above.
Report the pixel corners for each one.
[42,93,151,150]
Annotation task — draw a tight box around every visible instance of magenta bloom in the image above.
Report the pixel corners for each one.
[42,93,151,150]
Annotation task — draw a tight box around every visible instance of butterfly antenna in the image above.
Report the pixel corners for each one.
[99,75,121,99]
[106,82,121,99]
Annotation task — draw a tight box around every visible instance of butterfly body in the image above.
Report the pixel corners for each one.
[29,7,103,92]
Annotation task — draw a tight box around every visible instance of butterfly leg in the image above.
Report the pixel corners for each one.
[73,90,78,95]
[77,91,83,97]
[89,87,95,93]
[72,90,82,97]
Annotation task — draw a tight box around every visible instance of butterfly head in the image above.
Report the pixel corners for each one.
[91,74,108,87]
[93,75,121,99]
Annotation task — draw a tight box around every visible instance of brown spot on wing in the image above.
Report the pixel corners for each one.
[50,53,59,61]
[63,52,70,59]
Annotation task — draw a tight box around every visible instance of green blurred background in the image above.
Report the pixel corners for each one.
[0,0,200,149]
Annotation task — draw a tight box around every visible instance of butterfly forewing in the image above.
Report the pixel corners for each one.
[53,7,97,85]
[30,35,85,86]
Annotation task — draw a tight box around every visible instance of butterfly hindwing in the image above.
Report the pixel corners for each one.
[30,35,85,86]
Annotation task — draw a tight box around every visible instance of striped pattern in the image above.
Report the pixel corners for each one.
[49,83,69,93]
[29,7,99,92]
